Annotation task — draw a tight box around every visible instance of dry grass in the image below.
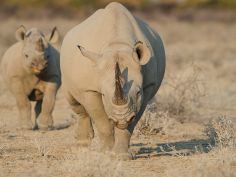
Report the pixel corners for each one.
[33,138,53,157]
[166,147,236,177]
[60,149,128,177]
[135,103,175,136]
[162,116,236,177]
[0,7,236,177]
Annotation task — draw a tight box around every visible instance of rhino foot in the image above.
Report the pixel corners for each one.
[19,121,34,130]
[76,139,92,147]
[117,152,132,161]
[108,151,132,161]
[37,114,53,130]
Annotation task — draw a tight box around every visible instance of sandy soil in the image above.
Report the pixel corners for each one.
[0,10,235,177]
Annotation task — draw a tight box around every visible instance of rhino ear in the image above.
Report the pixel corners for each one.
[77,45,102,64]
[133,41,152,65]
[15,25,26,41]
[46,27,60,44]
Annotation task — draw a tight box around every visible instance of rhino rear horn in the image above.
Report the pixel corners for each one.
[113,62,127,105]
[77,45,102,64]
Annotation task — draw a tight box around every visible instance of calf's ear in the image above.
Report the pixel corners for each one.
[46,27,60,44]
[15,25,26,41]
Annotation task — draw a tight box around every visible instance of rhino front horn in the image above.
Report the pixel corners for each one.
[113,62,127,105]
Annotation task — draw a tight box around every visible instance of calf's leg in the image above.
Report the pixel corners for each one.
[10,80,33,130]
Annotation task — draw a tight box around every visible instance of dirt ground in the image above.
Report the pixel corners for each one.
[0,10,236,177]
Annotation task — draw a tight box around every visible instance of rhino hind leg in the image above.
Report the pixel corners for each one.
[33,100,42,130]
[66,92,94,147]
[35,100,42,118]
[28,89,44,101]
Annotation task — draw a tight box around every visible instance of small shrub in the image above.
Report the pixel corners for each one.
[205,116,236,148]
[159,64,205,122]
[135,102,178,137]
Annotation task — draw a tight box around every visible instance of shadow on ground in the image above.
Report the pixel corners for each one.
[131,139,213,159]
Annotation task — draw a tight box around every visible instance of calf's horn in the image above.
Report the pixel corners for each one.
[36,38,44,52]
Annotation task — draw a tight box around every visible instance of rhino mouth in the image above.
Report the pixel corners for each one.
[114,116,135,129]
[31,63,48,74]
[110,110,135,129]
[32,67,42,74]
[108,99,136,129]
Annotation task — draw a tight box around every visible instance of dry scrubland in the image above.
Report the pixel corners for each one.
[0,9,236,177]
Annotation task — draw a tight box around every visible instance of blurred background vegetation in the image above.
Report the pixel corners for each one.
[0,0,235,18]
[1,0,236,8]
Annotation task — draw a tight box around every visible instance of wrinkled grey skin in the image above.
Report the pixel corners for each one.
[1,26,61,130]
[61,2,165,159]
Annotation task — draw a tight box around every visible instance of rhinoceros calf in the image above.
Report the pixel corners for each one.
[1,26,61,130]
[61,2,165,159]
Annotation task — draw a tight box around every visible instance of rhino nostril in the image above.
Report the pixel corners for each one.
[31,62,36,66]
[128,116,135,123]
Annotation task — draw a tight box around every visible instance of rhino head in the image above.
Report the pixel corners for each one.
[15,25,59,75]
[78,41,152,129]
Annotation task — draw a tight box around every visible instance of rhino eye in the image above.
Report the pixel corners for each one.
[136,90,141,97]
[25,54,29,58]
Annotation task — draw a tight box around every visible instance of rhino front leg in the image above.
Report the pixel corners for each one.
[113,105,147,160]
[83,92,114,151]
[66,92,94,146]
[113,127,132,160]
[10,80,33,130]
[15,94,33,130]
[37,82,58,130]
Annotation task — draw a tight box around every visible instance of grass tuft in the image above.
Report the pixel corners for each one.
[205,115,236,148]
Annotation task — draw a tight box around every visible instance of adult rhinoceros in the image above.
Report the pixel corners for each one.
[1,26,61,130]
[61,2,165,159]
